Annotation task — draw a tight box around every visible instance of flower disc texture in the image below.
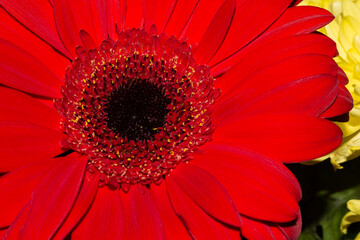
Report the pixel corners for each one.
[0,0,353,239]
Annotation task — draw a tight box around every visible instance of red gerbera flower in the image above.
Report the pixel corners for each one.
[0,0,352,239]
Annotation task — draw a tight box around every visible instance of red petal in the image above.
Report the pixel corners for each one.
[219,74,337,119]
[142,0,177,32]
[163,0,199,37]
[337,67,349,85]
[191,145,301,222]
[150,182,192,240]
[211,6,334,74]
[2,203,30,240]
[53,172,99,240]
[119,185,165,240]
[240,212,301,240]
[257,6,334,43]
[170,163,241,227]
[241,216,287,240]
[320,84,353,118]
[0,159,58,227]
[79,30,97,49]
[167,177,241,239]
[194,0,236,64]
[214,35,337,98]
[124,0,144,29]
[0,39,62,98]
[214,54,338,124]
[213,113,342,163]
[0,8,70,80]
[0,122,65,172]
[1,0,70,58]
[179,1,225,43]
[209,0,292,66]
[277,211,302,239]
[71,187,122,240]
[20,154,87,239]
[53,0,83,58]
[0,87,61,130]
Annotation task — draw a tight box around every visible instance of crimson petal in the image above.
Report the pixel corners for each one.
[163,0,200,37]
[0,159,58,227]
[0,8,70,80]
[0,87,61,130]
[20,154,87,239]
[0,39,62,98]
[194,0,236,64]
[214,35,337,98]
[119,185,165,240]
[214,54,338,125]
[72,187,122,240]
[211,6,334,74]
[191,145,301,222]
[3,204,30,240]
[213,113,342,163]
[170,163,241,227]
[167,177,240,239]
[142,0,177,32]
[320,84,353,118]
[53,172,99,240]
[209,0,292,66]
[150,183,192,240]
[0,122,65,172]
[1,0,70,58]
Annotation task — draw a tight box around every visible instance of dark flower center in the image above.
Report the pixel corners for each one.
[55,27,218,190]
[105,80,170,141]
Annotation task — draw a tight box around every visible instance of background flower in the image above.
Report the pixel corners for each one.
[341,199,360,239]
[0,0,352,239]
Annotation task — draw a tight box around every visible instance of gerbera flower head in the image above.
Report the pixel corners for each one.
[0,0,352,239]
[301,0,360,168]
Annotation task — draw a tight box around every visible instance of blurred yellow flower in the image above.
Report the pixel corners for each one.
[341,199,360,239]
[301,0,360,169]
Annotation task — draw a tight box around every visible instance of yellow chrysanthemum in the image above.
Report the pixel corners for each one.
[341,199,360,239]
[301,0,360,169]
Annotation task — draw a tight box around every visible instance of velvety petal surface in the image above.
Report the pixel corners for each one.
[210,5,334,74]
[191,145,301,222]
[193,0,236,64]
[320,84,353,118]
[0,159,58,227]
[0,122,65,172]
[119,185,165,240]
[167,177,241,239]
[214,35,338,100]
[209,0,293,66]
[214,54,339,125]
[150,183,192,240]
[1,0,70,57]
[170,163,241,227]
[3,204,30,240]
[53,172,99,240]
[0,87,61,130]
[20,154,87,239]
[0,39,62,98]
[213,113,342,163]
[72,187,122,240]
[0,7,69,80]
